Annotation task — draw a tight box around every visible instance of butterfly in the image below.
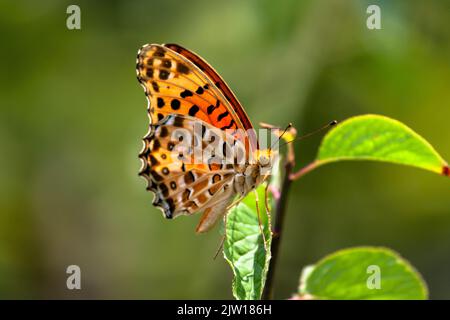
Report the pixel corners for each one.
[136,43,275,233]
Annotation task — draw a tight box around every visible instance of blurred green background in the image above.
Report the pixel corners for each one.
[0,0,449,299]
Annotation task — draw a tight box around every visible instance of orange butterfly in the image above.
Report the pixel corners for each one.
[136,44,275,233]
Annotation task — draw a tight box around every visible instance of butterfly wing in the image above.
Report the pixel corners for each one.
[163,44,255,133]
[136,44,260,232]
[136,44,258,153]
[139,114,245,231]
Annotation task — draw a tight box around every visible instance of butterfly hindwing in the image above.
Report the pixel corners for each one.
[139,114,239,224]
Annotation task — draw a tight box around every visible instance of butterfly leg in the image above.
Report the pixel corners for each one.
[225,195,245,211]
[213,213,228,260]
[254,189,267,247]
[264,182,272,222]
[213,234,226,260]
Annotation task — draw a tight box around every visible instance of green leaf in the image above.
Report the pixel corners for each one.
[299,247,428,300]
[223,184,273,300]
[223,155,283,300]
[314,114,449,176]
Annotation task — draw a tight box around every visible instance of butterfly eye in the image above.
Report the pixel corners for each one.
[259,155,270,167]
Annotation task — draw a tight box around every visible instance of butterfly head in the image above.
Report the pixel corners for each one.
[253,148,276,182]
[255,149,272,167]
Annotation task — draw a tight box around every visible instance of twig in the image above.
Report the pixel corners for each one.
[289,161,319,181]
[262,133,323,299]
[262,137,295,300]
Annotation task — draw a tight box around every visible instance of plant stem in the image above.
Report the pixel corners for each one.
[262,140,295,300]
[261,123,333,299]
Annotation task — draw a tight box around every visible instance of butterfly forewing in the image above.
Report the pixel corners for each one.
[136,44,258,152]
[163,44,255,134]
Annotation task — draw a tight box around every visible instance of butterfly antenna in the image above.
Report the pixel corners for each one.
[270,123,293,151]
[280,120,337,148]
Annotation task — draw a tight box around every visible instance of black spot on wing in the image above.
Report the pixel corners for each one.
[180,89,193,98]
[221,119,235,130]
[195,87,204,94]
[207,105,216,115]
[161,59,172,68]
[159,70,170,80]
[154,47,166,57]
[217,111,229,122]
[151,81,159,92]
[184,171,195,184]
[188,105,200,116]
[159,183,169,197]
[159,126,169,137]
[149,154,158,166]
[173,116,184,127]
[157,97,165,108]
[176,62,190,74]
[151,170,163,182]
[171,99,181,110]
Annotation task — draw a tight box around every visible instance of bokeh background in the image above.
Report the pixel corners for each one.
[1,0,449,299]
